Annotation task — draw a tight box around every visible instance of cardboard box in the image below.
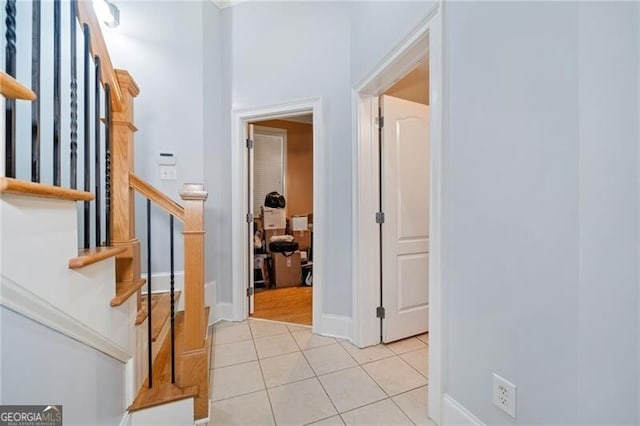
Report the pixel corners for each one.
[293,230,312,252]
[272,251,301,287]
[291,215,309,232]
[262,207,286,230]
[264,228,287,253]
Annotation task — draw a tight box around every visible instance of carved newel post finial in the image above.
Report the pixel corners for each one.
[179,183,208,201]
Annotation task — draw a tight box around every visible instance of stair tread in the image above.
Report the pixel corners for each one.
[136,292,182,342]
[128,308,209,413]
[68,246,127,269]
[110,279,146,307]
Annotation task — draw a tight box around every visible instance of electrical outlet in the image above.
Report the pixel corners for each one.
[492,373,516,418]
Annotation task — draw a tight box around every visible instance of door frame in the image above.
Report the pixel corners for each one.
[231,98,324,332]
[351,4,444,424]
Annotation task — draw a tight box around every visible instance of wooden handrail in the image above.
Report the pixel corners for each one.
[75,0,124,112]
[0,72,36,100]
[129,173,185,221]
[0,177,94,201]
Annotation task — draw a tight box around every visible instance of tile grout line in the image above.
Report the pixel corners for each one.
[395,346,430,380]
[296,336,342,422]
[249,320,278,425]
[388,391,419,425]
[376,345,430,424]
[351,344,425,424]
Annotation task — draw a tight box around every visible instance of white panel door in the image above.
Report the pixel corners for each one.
[248,124,255,314]
[381,95,430,343]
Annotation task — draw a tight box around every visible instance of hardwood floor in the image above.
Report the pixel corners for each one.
[251,286,312,325]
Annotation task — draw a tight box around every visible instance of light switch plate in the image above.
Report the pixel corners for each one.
[160,165,177,180]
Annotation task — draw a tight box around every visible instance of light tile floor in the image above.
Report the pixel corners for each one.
[207,318,431,426]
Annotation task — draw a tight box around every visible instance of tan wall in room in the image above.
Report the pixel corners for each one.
[386,60,429,105]
[256,119,313,217]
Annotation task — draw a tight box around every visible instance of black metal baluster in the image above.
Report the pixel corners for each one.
[31,0,41,182]
[169,215,175,384]
[53,0,61,186]
[95,56,101,245]
[70,0,78,189]
[83,24,90,248]
[105,84,111,246]
[5,0,16,178]
[147,199,153,388]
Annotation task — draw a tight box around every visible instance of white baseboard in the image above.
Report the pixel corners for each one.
[316,314,351,340]
[442,394,485,426]
[205,280,216,324]
[119,412,132,426]
[210,303,233,325]
[129,396,194,426]
[141,272,185,293]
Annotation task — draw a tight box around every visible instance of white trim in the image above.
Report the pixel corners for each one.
[427,7,445,425]
[317,314,351,340]
[141,271,184,292]
[125,358,136,408]
[211,0,248,9]
[442,394,485,426]
[351,92,381,348]
[210,302,234,324]
[0,274,131,363]
[118,412,132,426]
[351,3,444,424]
[129,397,194,426]
[231,98,325,335]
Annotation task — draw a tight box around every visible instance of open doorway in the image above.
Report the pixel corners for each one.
[352,7,443,423]
[379,60,430,343]
[248,115,314,326]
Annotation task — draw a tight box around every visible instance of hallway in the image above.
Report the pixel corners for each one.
[207,319,430,425]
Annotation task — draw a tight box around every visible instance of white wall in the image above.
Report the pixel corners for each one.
[218,2,353,315]
[1,307,126,425]
[202,1,224,292]
[349,0,435,86]
[443,1,639,423]
[102,1,206,273]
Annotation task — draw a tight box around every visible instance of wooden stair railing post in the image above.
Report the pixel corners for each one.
[178,183,208,420]
[110,69,142,305]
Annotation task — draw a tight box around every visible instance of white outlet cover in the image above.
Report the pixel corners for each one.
[492,373,516,418]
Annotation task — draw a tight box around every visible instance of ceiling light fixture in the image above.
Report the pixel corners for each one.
[93,0,120,28]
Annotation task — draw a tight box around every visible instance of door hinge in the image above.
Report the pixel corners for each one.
[376,116,384,128]
[246,138,254,149]
[376,212,385,224]
[246,287,254,297]
[376,306,385,319]
[246,213,254,223]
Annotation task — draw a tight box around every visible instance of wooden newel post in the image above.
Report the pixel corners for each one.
[110,69,141,284]
[178,183,208,420]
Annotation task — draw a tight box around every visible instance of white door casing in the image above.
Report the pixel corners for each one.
[247,123,255,314]
[381,95,430,343]
[231,98,324,334]
[352,5,443,423]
